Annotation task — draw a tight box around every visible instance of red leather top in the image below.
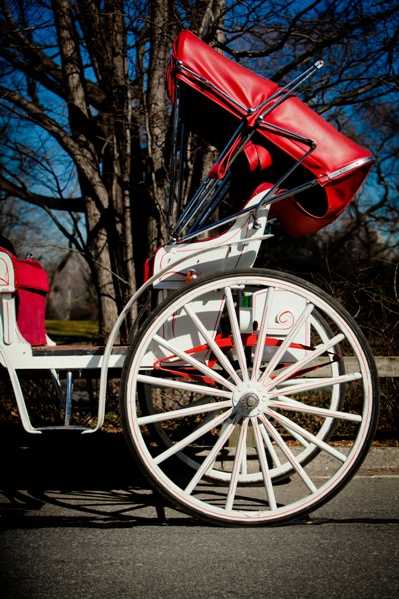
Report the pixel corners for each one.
[167,31,278,114]
[167,31,373,180]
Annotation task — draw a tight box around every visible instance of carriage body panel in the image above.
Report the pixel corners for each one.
[152,190,270,289]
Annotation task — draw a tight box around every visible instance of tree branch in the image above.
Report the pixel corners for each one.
[0,84,110,210]
[0,172,85,212]
[0,16,105,108]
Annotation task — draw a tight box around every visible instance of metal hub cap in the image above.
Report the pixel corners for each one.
[240,393,259,410]
[232,383,269,417]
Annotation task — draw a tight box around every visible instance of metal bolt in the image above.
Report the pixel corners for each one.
[241,393,259,409]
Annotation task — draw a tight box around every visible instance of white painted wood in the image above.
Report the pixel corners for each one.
[252,417,277,510]
[225,286,249,381]
[296,356,399,378]
[260,302,314,383]
[137,399,232,425]
[358,356,399,378]
[152,333,236,391]
[265,407,347,462]
[137,373,232,398]
[153,408,233,465]
[263,333,345,390]
[0,251,15,293]
[226,419,249,510]
[183,303,242,385]
[185,415,239,495]
[259,414,317,493]
[152,191,271,290]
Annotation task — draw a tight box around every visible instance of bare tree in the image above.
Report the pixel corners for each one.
[0,0,226,335]
[0,0,397,338]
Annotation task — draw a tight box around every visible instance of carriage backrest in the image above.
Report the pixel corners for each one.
[0,247,49,346]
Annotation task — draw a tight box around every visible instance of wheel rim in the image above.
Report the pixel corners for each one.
[123,273,377,524]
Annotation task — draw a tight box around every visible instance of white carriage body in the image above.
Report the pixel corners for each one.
[142,191,310,367]
[0,203,310,434]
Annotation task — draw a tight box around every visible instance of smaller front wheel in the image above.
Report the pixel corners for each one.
[121,270,379,525]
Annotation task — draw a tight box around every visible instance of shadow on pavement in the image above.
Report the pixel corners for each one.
[2,425,399,530]
[0,424,182,527]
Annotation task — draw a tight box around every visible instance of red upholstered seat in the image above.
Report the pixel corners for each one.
[0,247,49,346]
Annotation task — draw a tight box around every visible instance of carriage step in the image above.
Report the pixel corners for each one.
[35,425,94,432]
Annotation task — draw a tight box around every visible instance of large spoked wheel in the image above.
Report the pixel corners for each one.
[121,270,378,525]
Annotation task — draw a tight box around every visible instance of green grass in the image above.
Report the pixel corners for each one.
[46,319,99,341]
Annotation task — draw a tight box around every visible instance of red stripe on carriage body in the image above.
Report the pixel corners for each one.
[152,333,321,385]
[155,334,313,362]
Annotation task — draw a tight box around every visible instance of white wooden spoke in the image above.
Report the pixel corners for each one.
[183,304,241,385]
[154,408,233,465]
[269,372,362,398]
[241,445,248,475]
[137,399,232,425]
[269,401,311,447]
[265,407,347,462]
[259,415,317,493]
[224,287,249,382]
[137,374,232,399]
[271,397,362,423]
[152,334,236,391]
[267,400,311,447]
[185,415,239,495]
[260,302,314,383]
[225,419,249,510]
[282,425,310,448]
[279,378,332,386]
[252,417,277,511]
[259,421,282,468]
[263,334,345,392]
[251,288,273,381]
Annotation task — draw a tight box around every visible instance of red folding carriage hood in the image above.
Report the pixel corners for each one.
[167,31,373,236]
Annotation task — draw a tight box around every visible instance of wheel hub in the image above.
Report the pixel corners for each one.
[232,383,269,417]
[240,392,259,410]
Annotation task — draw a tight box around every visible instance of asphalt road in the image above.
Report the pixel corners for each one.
[1,432,399,599]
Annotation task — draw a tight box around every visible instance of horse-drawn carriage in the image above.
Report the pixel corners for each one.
[0,31,378,525]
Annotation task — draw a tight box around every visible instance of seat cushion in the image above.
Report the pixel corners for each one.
[14,258,49,293]
[0,248,49,346]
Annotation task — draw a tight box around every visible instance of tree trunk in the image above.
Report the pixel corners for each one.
[146,0,171,248]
